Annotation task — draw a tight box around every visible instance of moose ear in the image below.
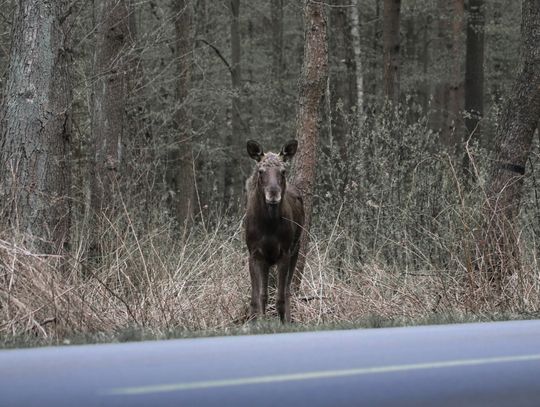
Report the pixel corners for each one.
[246,140,264,161]
[280,140,298,161]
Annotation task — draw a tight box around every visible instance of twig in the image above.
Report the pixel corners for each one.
[196,38,232,74]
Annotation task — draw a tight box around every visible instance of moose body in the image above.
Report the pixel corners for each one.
[244,140,304,323]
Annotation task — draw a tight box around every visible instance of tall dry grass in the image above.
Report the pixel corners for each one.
[2,199,539,348]
[2,109,540,346]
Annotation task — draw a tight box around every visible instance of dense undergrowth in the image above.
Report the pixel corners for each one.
[1,204,539,348]
[2,110,540,348]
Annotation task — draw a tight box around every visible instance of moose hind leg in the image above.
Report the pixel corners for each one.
[287,250,300,288]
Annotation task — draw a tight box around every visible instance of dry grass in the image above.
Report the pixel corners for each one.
[2,206,540,349]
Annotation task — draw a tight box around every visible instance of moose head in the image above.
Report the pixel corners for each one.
[246,139,298,206]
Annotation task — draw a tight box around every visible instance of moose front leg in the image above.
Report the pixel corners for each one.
[249,256,269,320]
[276,255,293,323]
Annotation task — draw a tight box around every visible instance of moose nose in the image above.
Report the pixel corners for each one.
[265,188,281,205]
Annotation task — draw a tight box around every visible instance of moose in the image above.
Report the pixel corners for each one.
[244,139,304,323]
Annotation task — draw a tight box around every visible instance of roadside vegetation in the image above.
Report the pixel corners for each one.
[3,112,540,348]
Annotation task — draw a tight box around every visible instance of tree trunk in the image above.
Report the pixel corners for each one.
[0,0,73,253]
[169,0,195,230]
[125,2,156,232]
[431,1,450,141]
[463,0,485,175]
[0,1,15,101]
[329,0,357,162]
[382,0,401,104]
[90,0,130,219]
[479,0,540,283]
[292,0,328,289]
[490,4,504,104]
[403,15,421,121]
[270,0,286,139]
[365,0,381,105]
[271,0,284,81]
[447,0,465,151]
[350,0,364,114]
[223,0,242,209]
[419,12,430,114]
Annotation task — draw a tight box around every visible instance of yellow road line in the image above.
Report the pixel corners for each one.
[105,353,540,396]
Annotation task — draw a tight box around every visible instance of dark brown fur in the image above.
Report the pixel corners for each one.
[244,140,304,323]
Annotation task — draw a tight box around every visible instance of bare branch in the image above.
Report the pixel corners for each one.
[196,38,233,75]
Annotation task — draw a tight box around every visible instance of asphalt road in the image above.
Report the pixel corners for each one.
[1,320,540,406]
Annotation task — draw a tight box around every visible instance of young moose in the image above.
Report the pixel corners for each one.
[244,140,304,323]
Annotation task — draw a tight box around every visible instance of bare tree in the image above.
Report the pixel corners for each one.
[270,0,286,132]
[479,0,540,281]
[329,0,357,162]
[271,0,284,82]
[292,0,328,288]
[350,0,364,113]
[463,0,485,175]
[448,0,465,147]
[90,0,130,220]
[431,0,450,140]
[124,2,156,231]
[0,0,73,253]
[382,0,401,104]
[223,0,242,208]
[432,0,464,148]
[167,0,196,229]
[419,10,431,113]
